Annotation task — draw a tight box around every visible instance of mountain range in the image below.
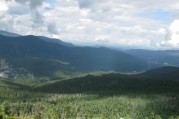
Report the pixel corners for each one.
[0,30,179,119]
[0,30,179,81]
[126,49,179,69]
[0,31,147,80]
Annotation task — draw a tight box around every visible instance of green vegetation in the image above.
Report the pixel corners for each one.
[1,28,179,119]
[0,34,148,76]
[7,57,76,79]
[0,70,179,119]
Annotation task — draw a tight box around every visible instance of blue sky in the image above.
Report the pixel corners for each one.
[45,0,57,5]
[140,9,172,25]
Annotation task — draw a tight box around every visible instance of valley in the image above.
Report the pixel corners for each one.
[0,67,179,119]
[0,31,179,119]
[1,0,179,118]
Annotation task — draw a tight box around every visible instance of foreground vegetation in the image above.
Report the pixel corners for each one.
[0,72,179,119]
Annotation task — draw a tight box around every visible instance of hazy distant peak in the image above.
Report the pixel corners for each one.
[38,36,74,47]
[0,30,20,37]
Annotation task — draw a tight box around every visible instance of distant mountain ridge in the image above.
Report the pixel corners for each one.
[38,36,74,47]
[126,49,179,69]
[0,30,74,47]
[1,30,179,80]
[0,33,148,79]
[0,30,20,37]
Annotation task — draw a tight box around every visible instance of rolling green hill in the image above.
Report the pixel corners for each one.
[35,67,179,95]
[142,66,179,80]
[0,67,179,119]
[0,78,31,102]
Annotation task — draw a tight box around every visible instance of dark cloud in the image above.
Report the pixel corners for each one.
[12,0,44,28]
[47,23,58,34]
[14,0,26,4]
[15,0,44,9]
[31,10,43,26]
[164,28,172,41]
[30,0,43,9]
[77,0,92,8]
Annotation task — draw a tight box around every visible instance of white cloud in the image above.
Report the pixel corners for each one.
[0,0,8,11]
[168,20,179,46]
[1,0,179,49]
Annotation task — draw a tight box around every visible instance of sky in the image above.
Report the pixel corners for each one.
[0,0,179,49]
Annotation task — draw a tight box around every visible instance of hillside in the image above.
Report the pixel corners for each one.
[35,66,179,95]
[1,67,179,119]
[0,78,31,102]
[142,66,179,80]
[0,30,20,37]
[0,78,29,90]
[0,34,148,80]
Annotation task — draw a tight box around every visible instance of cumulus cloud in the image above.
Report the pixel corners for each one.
[167,20,179,46]
[12,0,44,28]
[0,0,8,11]
[1,0,179,49]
